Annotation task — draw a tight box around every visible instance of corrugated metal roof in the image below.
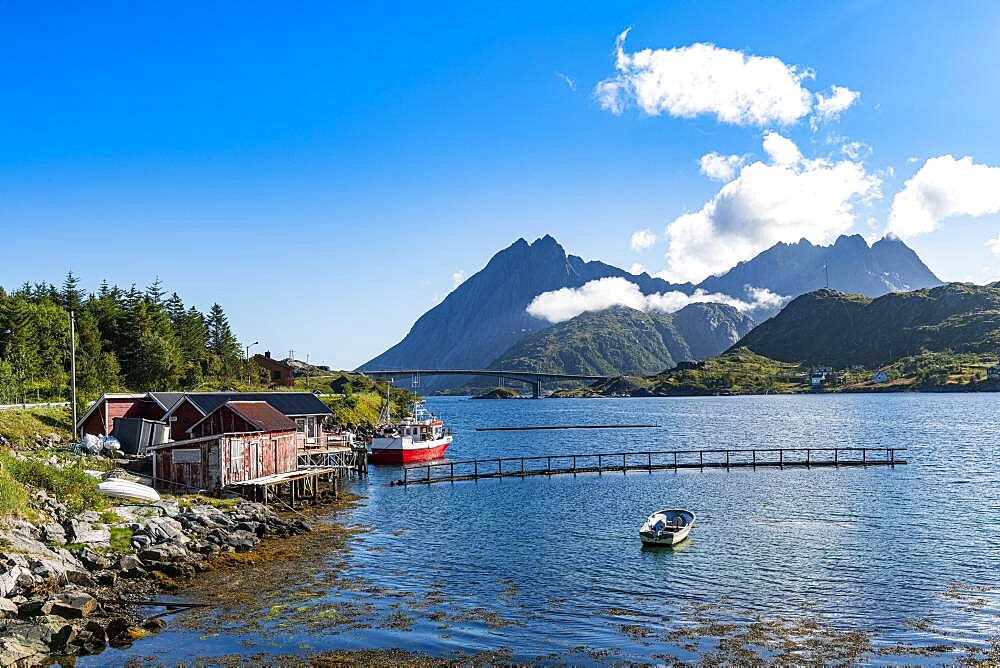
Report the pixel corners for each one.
[224,401,297,432]
[184,392,332,417]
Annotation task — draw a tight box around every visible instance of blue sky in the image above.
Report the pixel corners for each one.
[4,1,1000,368]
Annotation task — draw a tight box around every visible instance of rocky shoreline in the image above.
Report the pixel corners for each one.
[0,486,313,667]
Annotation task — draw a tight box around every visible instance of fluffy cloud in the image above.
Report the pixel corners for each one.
[526,276,787,323]
[660,134,881,283]
[762,132,801,165]
[813,85,860,122]
[887,155,1000,239]
[629,263,647,275]
[595,29,817,126]
[699,152,746,182]
[629,228,657,251]
[987,235,1000,255]
[451,270,467,289]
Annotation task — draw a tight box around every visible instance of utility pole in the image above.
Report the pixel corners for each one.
[70,311,78,440]
[245,341,258,387]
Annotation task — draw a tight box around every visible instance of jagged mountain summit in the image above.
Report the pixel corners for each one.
[699,234,941,300]
[360,234,940,385]
[359,235,691,376]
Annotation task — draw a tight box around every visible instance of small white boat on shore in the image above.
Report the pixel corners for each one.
[97,478,161,503]
[639,509,695,546]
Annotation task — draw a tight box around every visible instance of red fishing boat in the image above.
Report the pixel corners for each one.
[369,400,452,464]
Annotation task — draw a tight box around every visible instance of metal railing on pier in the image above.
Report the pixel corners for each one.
[391,446,907,486]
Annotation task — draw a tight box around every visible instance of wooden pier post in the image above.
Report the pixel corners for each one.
[673,451,677,471]
[806,449,810,468]
[622,453,626,474]
[752,449,756,469]
[726,450,730,471]
[779,450,783,469]
[863,449,867,467]
[834,449,838,467]
[597,454,602,474]
[647,452,652,473]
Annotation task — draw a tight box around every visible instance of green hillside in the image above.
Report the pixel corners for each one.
[490,303,755,377]
[735,283,1000,368]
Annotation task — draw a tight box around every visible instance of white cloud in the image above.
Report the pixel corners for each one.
[887,155,1000,239]
[907,156,920,163]
[595,28,815,126]
[451,270,467,289]
[555,72,576,91]
[629,228,657,251]
[660,134,881,283]
[526,277,788,323]
[699,152,746,182]
[629,263,647,275]
[762,132,801,165]
[841,141,871,161]
[813,85,860,123]
[986,235,1000,255]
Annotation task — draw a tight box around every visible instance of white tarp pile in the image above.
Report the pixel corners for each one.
[79,434,122,456]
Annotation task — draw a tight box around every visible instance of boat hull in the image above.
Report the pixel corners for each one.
[370,437,451,465]
[639,525,691,546]
[97,478,161,503]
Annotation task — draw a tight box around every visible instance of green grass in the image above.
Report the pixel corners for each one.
[108,526,133,554]
[644,348,809,395]
[0,465,30,517]
[0,407,73,448]
[170,493,239,511]
[0,453,106,514]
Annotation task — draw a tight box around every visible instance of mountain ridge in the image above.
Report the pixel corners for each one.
[488,302,755,377]
[360,233,942,384]
[733,283,1000,368]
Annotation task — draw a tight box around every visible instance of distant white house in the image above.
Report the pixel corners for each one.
[809,368,829,387]
[870,370,890,384]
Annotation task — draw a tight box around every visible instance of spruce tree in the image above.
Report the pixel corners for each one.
[61,271,82,311]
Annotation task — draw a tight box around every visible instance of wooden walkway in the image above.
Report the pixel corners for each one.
[391,447,907,486]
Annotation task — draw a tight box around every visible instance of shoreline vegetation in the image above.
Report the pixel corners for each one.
[547,348,1000,398]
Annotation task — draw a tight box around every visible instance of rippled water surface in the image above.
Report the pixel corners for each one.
[88,394,1000,665]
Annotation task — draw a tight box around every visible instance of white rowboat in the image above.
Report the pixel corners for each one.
[97,478,161,503]
[639,508,695,546]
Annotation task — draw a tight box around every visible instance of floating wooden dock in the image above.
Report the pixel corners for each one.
[391,447,907,486]
[475,424,660,432]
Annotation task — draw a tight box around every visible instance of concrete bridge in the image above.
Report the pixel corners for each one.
[363,369,611,398]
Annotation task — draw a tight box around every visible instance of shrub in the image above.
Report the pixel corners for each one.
[0,453,106,514]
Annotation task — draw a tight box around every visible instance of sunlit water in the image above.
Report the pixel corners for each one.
[85,394,1000,665]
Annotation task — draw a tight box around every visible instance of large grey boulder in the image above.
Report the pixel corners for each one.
[138,517,187,544]
[65,520,111,546]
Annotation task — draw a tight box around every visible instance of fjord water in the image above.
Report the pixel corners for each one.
[93,394,1000,664]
